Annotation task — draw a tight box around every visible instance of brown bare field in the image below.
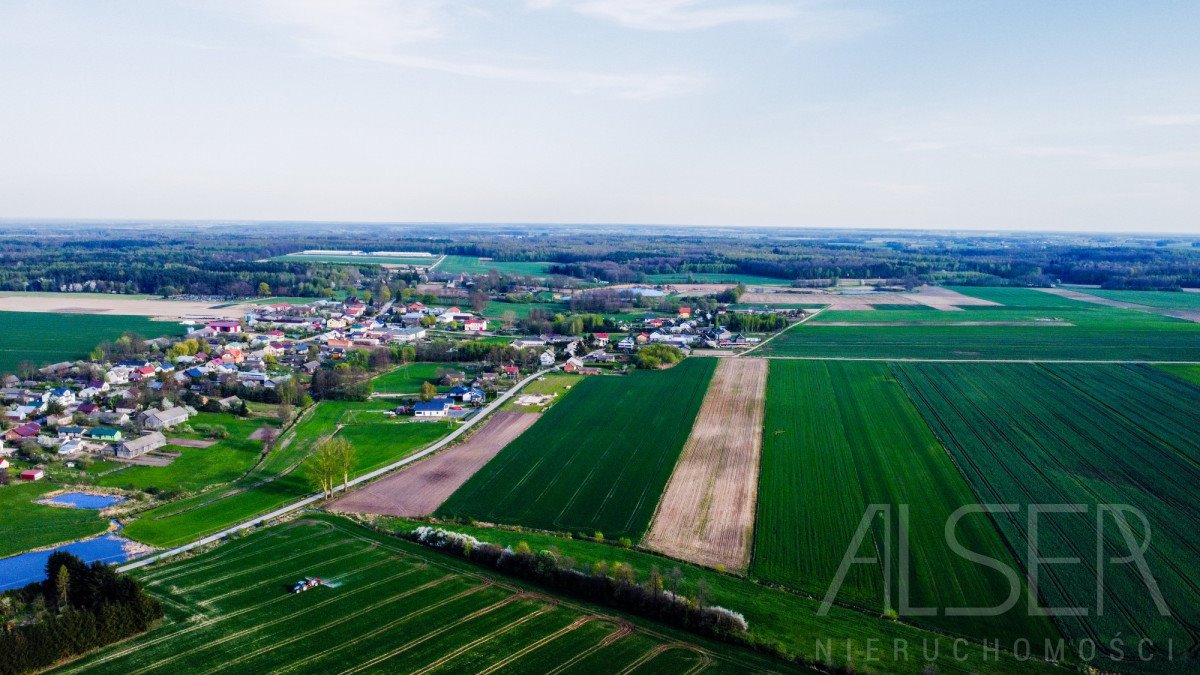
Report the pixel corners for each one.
[740,285,999,311]
[166,438,217,448]
[0,293,250,320]
[328,411,540,517]
[642,357,767,571]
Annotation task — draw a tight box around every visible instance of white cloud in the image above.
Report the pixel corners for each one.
[1130,114,1200,127]
[529,0,883,37]
[233,0,707,98]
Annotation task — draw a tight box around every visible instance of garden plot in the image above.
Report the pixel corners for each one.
[643,358,767,571]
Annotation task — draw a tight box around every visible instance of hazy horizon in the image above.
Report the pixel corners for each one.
[2,1,1198,233]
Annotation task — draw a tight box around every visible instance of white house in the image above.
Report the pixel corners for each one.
[464,318,487,332]
[138,406,190,431]
[413,397,451,418]
[539,348,556,367]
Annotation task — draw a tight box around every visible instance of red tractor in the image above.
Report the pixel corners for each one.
[292,577,322,594]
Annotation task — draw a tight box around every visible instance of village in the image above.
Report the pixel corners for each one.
[0,272,794,484]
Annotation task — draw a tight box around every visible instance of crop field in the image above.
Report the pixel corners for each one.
[97,413,279,492]
[438,358,717,539]
[1067,287,1200,310]
[758,287,1200,360]
[752,360,1058,645]
[643,358,767,571]
[0,482,111,559]
[122,401,447,548]
[643,272,795,286]
[331,411,541,517]
[370,362,448,394]
[1159,362,1200,387]
[59,517,760,675]
[378,518,1059,674]
[437,255,553,277]
[0,311,186,372]
[482,300,568,319]
[894,362,1200,663]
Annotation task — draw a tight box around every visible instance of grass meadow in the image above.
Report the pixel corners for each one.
[370,362,448,394]
[437,358,717,539]
[752,360,1058,646]
[894,362,1200,665]
[60,517,771,675]
[0,482,112,559]
[436,255,553,277]
[0,311,186,373]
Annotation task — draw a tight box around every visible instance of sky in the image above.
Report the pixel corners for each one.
[1,1,1198,233]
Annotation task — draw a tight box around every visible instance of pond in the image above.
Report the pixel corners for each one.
[45,492,124,509]
[0,530,139,592]
[626,287,666,297]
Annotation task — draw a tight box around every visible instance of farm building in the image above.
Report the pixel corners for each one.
[414,398,452,418]
[138,406,190,431]
[115,432,167,459]
[20,468,45,481]
[207,320,242,334]
[448,386,486,404]
[86,427,123,442]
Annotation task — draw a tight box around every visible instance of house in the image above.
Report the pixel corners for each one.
[97,411,129,426]
[448,386,486,404]
[583,349,615,363]
[464,318,488,332]
[48,387,76,406]
[0,457,8,469]
[502,364,520,378]
[115,432,167,459]
[413,397,451,418]
[20,468,45,481]
[539,349,556,367]
[217,396,242,411]
[678,306,692,319]
[57,426,86,440]
[511,338,547,350]
[440,370,467,386]
[86,427,123,442]
[139,406,190,431]
[4,423,41,443]
[618,336,636,350]
[58,439,85,456]
[207,320,242,334]
[592,333,610,347]
[562,357,585,373]
[635,333,650,344]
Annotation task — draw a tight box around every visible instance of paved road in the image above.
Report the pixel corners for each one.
[117,366,555,572]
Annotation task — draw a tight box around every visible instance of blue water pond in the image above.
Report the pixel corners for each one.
[47,492,124,509]
[0,532,137,592]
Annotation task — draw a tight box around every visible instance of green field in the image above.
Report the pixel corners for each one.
[437,255,553,277]
[377,518,1059,674]
[752,361,1057,645]
[97,413,279,493]
[370,362,448,394]
[1068,287,1200,310]
[895,362,1200,663]
[438,358,717,539]
[0,482,112,559]
[481,300,568,319]
[644,272,795,286]
[0,311,187,373]
[122,401,448,547]
[59,517,774,675]
[759,287,1200,360]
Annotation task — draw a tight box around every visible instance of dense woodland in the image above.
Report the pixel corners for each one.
[2,223,1199,294]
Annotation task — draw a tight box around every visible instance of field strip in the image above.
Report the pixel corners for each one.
[196,546,380,605]
[118,367,555,574]
[544,623,633,675]
[170,540,348,592]
[736,308,822,357]
[759,356,1200,364]
[181,573,457,675]
[142,528,332,583]
[58,556,407,672]
[643,357,767,571]
[616,643,701,675]
[336,593,534,675]
[407,604,557,675]
[475,616,596,675]
[276,581,496,673]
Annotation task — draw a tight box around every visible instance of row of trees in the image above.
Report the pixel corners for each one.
[306,437,356,499]
[0,552,163,674]
[407,526,747,638]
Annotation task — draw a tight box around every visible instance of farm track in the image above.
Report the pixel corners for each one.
[643,358,767,571]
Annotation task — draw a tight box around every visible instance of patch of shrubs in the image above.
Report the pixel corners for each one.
[0,552,162,674]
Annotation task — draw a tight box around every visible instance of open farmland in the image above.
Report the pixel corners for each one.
[895,362,1200,666]
[378,518,1061,674]
[122,401,449,548]
[437,255,553,277]
[0,311,187,372]
[275,252,438,266]
[758,287,1200,360]
[643,358,767,571]
[752,360,1059,645]
[58,517,770,675]
[438,358,717,539]
[331,411,540,517]
[370,362,447,394]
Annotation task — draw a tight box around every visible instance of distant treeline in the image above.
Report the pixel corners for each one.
[2,224,1198,294]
